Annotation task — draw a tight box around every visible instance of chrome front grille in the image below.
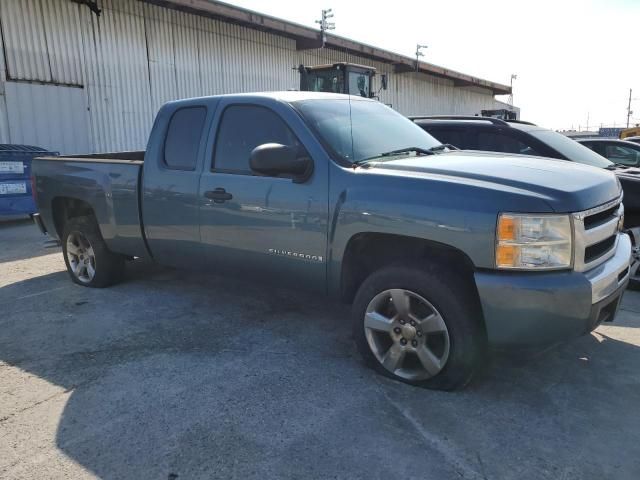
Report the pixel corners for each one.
[573,196,623,272]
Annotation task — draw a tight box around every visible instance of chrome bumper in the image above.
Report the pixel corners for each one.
[585,233,631,304]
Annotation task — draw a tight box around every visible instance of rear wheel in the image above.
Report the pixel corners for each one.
[352,264,486,390]
[62,216,125,288]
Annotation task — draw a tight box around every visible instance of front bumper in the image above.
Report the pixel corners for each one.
[475,233,631,346]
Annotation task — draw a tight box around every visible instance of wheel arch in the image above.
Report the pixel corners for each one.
[52,197,98,239]
[339,232,480,306]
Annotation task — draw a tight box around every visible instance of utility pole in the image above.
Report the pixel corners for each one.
[508,74,517,108]
[627,88,633,128]
[586,112,589,132]
[315,9,335,48]
[415,44,427,72]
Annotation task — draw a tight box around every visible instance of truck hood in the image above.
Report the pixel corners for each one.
[367,151,621,213]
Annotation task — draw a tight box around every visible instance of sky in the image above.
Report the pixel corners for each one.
[224,0,640,131]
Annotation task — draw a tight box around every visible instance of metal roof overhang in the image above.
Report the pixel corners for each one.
[141,0,511,95]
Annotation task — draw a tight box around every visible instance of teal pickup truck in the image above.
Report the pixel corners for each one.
[31,92,631,390]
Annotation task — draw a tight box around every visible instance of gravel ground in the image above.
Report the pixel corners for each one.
[1,219,639,480]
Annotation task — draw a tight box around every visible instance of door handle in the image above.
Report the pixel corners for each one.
[205,188,233,203]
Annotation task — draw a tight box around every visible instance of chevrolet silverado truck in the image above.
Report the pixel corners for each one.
[31,92,631,390]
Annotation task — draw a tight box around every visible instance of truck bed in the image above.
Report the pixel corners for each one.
[36,151,145,163]
[32,152,148,258]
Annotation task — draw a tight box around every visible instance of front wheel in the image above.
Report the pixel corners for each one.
[62,216,125,288]
[352,264,487,390]
[627,228,640,290]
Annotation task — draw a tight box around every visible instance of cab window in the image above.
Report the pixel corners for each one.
[164,107,207,170]
[213,105,301,174]
[348,72,369,98]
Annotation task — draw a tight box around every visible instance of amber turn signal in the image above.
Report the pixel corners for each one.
[496,244,517,268]
[497,215,515,241]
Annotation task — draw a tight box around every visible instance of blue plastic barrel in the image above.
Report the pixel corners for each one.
[0,145,58,216]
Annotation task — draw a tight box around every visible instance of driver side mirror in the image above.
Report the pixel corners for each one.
[250,143,312,181]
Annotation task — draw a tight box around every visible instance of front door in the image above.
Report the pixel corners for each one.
[198,101,328,291]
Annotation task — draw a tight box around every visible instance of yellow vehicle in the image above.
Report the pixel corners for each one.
[621,126,640,139]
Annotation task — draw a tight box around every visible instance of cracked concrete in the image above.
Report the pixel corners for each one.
[1,219,640,479]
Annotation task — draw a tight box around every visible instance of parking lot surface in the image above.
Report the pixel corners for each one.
[1,219,640,480]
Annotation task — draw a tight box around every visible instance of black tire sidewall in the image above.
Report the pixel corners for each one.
[61,216,124,288]
[352,264,486,391]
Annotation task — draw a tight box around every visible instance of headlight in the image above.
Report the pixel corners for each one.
[496,214,572,270]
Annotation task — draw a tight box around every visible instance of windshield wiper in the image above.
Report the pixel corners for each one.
[428,144,459,152]
[352,146,447,168]
[352,147,435,167]
[380,147,436,157]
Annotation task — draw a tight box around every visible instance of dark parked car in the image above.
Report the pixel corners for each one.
[411,116,640,287]
[577,138,640,167]
[410,116,612,168]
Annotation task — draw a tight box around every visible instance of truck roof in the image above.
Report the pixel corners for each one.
[304,62,377,72]
[164,91,375,106]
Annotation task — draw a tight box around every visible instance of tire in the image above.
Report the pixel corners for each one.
[352,263,487,391]
[61,216,125,288]
[626,228,640,290]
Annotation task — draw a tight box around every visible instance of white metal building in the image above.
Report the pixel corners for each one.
[0,0,517,154]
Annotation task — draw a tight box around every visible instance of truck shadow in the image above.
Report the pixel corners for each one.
[2,260,640,479]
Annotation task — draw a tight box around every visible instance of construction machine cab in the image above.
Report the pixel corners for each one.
[480,108,518,121]
[298,62,386,98]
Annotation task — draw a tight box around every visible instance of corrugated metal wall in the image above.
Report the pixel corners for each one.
[0,0,513,153]
[4,81,91,153]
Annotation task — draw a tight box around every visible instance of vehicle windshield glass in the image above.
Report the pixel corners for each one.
[528,129,613,168]
[305,69,343,93]
[293,98,441,163]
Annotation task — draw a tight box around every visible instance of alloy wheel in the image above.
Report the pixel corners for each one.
[364,288,450,381]
[66,232,97,283]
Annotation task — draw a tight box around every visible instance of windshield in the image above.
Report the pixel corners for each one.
[528,129,613,168]
[305,70,343,93]
[293,99,441,163]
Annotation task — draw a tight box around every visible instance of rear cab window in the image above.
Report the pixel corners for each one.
[164,107,208,170]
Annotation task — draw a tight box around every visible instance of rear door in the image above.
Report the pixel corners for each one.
[142,102,212,267]
[198,99,329,291]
